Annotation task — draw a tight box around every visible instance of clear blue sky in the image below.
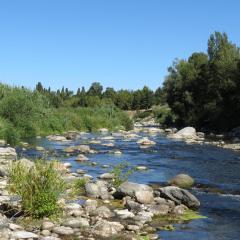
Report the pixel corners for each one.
[0,0,239,91]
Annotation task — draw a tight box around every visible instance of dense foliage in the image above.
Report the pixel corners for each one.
[0,84,133,145]
[162,32,240,131]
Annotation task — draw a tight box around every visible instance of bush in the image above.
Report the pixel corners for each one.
[135,111,152,119]
[0,118,19,145]
[9,160,65,218]
[153,105,176,127]
[111,161,135,187]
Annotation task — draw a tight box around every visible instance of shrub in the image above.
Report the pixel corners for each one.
[9,160,65,218]
[153,105,176,126]
[0,118,19,145]
[135,111,152,119]
[111,161,135,187]
[72,178,87,195]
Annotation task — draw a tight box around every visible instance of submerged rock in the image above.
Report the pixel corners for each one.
[75,154,89,161]
[137,137,156,146]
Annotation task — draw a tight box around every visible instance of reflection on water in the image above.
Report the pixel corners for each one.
[19,132,240,240]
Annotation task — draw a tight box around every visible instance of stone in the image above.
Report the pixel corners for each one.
[135,190,154,204]
[47,135,68,141]
[42,221,55,230]
[76,145,91,153]
[170,127,197,140]
[116,182,153,198]
[63,162,72,168]
[114,209,135,219]
[41,230,51,237]
[76,169,86,174]
[12,231,39,239]
[169,174,194,188]
[93,206,113,218]
[173,204,188,215]
[64,217,90,228]
[36,146,45,151]
[137,137,156,146]
[52,226,74,235]
[75,154,89,161]
[0,147,17,163]
[85,182,100,198]
[134,211,153,223]
[158,186,200,209]
[126,225,140,231]
[147,204,170,215]
[85,181,111,199]
[92,220,124,238]
[99,172,115,180]
[124,198,143,213]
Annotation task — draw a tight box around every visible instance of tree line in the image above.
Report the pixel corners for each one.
[35,82,163,110]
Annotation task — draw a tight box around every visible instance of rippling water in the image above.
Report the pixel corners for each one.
[18,132,240,240]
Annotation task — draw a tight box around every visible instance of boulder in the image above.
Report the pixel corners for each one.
[158,186,200,209]
[169,174,194,188]
[170,127,197,140]
[64,217,89,228]
[85,181,111,199]
[116,182,153,198]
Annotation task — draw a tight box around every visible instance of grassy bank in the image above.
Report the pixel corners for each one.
[0,83,133,145]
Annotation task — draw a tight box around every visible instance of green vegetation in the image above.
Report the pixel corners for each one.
[72,178,87,196]
[162,31,240,131]
[8,160,65,218]
[111,161,135,187]
[0,83,133,145]
[1,31,238,143]
[151,210,207,227]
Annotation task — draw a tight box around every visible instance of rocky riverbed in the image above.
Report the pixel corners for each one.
[0,123,240,240]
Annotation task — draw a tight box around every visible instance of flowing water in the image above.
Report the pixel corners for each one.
[18,131,240,240]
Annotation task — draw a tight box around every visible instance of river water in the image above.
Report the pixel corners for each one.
[18,131,240,240]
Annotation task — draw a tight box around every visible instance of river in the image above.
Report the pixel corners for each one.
[18,131,240,240]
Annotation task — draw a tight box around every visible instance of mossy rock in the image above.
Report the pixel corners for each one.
[169,174,194,188]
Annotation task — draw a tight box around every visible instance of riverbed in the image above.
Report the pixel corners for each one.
[18,131,240,240]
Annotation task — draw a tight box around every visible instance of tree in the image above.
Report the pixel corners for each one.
[36,82,44,93]
[88,82,103,96]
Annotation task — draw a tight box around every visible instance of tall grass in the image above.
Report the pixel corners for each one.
[8,160,65,218]
[0,83,133,145]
